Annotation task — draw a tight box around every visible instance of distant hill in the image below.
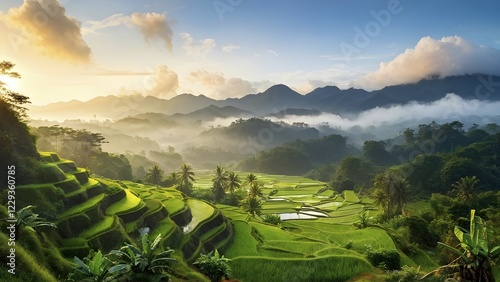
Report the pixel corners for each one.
[197,118,320,154]
[28,74,500,120]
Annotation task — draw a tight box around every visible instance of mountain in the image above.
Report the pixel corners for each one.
[270,108,322,118]
[28,74,500,120]
[169,104,253,122]
[223,84,304,115]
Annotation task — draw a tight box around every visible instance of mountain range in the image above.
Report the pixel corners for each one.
[29,74,500,121]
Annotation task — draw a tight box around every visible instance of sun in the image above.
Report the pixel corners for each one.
[0,74,20,92]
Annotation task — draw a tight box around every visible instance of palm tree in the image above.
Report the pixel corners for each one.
[243,196,262,217]
[16,205,57,234]
[178,164,195,195]
[212,166,229,202]
[167,172,179,185]
[371,188,390,214]
[248,182,263,198]
[245,173,258,188]
[227,172,241,194]
[451,176,479,204]
[109,233,178,280]
[146,165,164,188]
[392,179,411,215]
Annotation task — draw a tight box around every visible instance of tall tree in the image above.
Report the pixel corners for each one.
[243,196,262,217]
[451,176,479,204]
[0,60,30,118]
[212,166,229,202]
[392,179,411,214]
[227,172,241,194]
[248,182,263,198]
[146,165,164,188]
[178,164,195,195]
[245,173,258,188]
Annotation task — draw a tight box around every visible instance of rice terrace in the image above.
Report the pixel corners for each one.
[2,1,500,281]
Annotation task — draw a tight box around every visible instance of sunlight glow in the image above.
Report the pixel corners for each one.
[0,75,20,92]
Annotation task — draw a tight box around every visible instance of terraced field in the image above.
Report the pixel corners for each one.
[193,172,438,281]
[18,152,234,263]
[18,155,439,281]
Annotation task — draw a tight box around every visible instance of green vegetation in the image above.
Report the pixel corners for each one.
[2,62,500,281]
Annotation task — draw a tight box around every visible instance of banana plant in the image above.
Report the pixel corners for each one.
[437,210,500,281]
[109,233,178,278]
[73,250,129,282]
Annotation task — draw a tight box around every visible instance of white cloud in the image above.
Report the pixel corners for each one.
[143,65,179,97]
[3,0,91,63]
[82,13,129,35]
[222,44,240,52]
[188,70,256,99]
[180,33,216,57]
[130,13,173,52]
[82,12,173,51]
[352,36,500,90]
[267,49,279,56]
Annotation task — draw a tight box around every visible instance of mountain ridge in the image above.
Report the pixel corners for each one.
[28,74,500,120]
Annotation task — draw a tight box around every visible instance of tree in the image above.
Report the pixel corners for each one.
[212,166,229,202]
[245,173,258,188]
[16,205,57,234]
[178,164,195,195]
[0,60,30,118]
[451,176,479,204]
[243,196,262,217]
[109,233,178,280]
[73,250,128,282]
[248,182,263,198]
[392,179,411,215]
[432,210,500,282]
[146,165,164,188]
[193,249,231,282]
[227,172,241,194]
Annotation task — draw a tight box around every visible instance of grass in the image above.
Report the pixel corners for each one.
[224,220,260,257]
[216,204,249,221]
[182,199,215,233]
[79,216,116,239]
[163,198,186,215]
[105,189,142,215]
[230,255,374,282]
[58,193,105,219]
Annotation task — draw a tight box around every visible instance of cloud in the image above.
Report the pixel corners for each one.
[267,49,279,56]
[180,33,216,57]
[222,44,240,52]
[81,12,173,51]
[143,65,179,97]
[188,70,256,99]
[130,13,173,52]
[82,13,129,35]
[86,69,151,76]
[4,0,91,63]
[270,93,500,142]
[352,36,500,90]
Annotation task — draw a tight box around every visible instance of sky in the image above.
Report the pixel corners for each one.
[0,0,500,105]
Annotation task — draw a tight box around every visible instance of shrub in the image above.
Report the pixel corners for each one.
[262,214,282,226]
[343,239,353,250]
[193,249,231,282]
[365,246,401,270]
[386,265,420,282]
